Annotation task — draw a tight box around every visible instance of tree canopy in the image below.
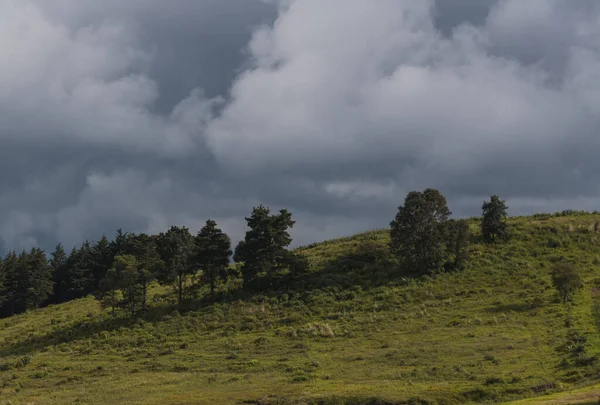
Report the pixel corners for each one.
[481,195,509,242]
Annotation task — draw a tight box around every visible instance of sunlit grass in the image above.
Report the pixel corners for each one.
[0,214,599,404]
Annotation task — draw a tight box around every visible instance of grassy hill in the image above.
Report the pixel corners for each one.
[1,213,600,404]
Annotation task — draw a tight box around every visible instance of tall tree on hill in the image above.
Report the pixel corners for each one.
[23,248,54,309]
[194,220,232,296]
[127,233,162,310]
[61,242,94,301]
[49,243,68,303]
[110,229,130,258]
[114,255,142,316]
[90,236,114,290]
[235,206,296,290]
[98,266,121,317]
[156,226,195,309]
[1,251,18,316]
[390,189,452,274]
[481,195,509,242]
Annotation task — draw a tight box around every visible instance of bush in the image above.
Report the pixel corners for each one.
[551,262,583,304]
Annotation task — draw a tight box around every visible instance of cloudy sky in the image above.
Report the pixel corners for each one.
[2,0,600,253]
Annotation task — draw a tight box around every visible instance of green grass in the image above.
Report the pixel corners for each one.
[1,214,600,404]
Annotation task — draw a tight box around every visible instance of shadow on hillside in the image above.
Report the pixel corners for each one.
[257,243,413,296]
[485,301,544,313]
[0,304,178,357]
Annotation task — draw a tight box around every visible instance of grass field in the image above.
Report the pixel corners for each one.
[0,213,600,404]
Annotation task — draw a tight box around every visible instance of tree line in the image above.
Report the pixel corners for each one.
[0,190,526,319]
[0,205,308,318]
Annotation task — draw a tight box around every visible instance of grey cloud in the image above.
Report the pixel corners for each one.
[3,0,600,254]
[206,0,600,204]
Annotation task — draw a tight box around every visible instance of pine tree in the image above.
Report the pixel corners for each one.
[194,220,232,296]
[113,255,141,317]
[390,189,452,274]
[481,195,509,242]
[1,251,19,316]
[156,226,195,308]
[50,244,68,303]
[128,233,162,310]
[61,243,94,301]
[23,248,53,309]
[98,267,121,317]
[90,236,114,291]
[236,206,296,290]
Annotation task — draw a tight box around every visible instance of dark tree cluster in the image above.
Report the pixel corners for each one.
[0,206,305,319]
[389,190,511,275]
[233,206,308,291]
[0,248,53,317]
[389,189,471,275]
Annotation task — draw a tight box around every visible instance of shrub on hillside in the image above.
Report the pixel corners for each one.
[551,262,583,304]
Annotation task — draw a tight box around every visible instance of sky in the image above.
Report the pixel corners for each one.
[2,0,600,253]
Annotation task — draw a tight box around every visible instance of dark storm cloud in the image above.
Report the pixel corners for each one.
[2,0,600,253]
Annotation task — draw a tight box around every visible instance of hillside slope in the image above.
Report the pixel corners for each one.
[0,214,600,404]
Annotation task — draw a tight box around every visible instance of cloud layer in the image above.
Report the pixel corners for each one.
[2,0,600,252]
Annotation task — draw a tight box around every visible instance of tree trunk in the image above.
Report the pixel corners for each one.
[177,275,183,309]
[142,279,147,309]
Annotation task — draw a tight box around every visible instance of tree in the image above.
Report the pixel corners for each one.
[49,244,68,303]
[235,206,296,290]
[23,248,54,310]
[194,220,232,296]
[445,219,471,271]
[1,251,19,316]
[127,233,162,310]
[551,262,583,304]
[156,226,195,308]
[390,189,452,274]
[114,255,142,317]
[60,242,94,302]
[481,195,509,242]
[98,267,121,317]
[90,236,114,291]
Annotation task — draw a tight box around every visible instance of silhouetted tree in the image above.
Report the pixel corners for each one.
[49,243,68,303]
[90,236,114,290]
[194,220,232,296]
[1,251,18,316]
[98,267,121,317]
[114,255,142,316]
[445,219,471,271]
[481,195,509,242]
[60,242,95,301]
[129,234,162,310]
[390,189,451,274]
[156,226,195,308]
[23,248,53,309]
[235,206,296,290]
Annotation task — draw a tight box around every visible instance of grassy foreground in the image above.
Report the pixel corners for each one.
[1,214,600,404]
